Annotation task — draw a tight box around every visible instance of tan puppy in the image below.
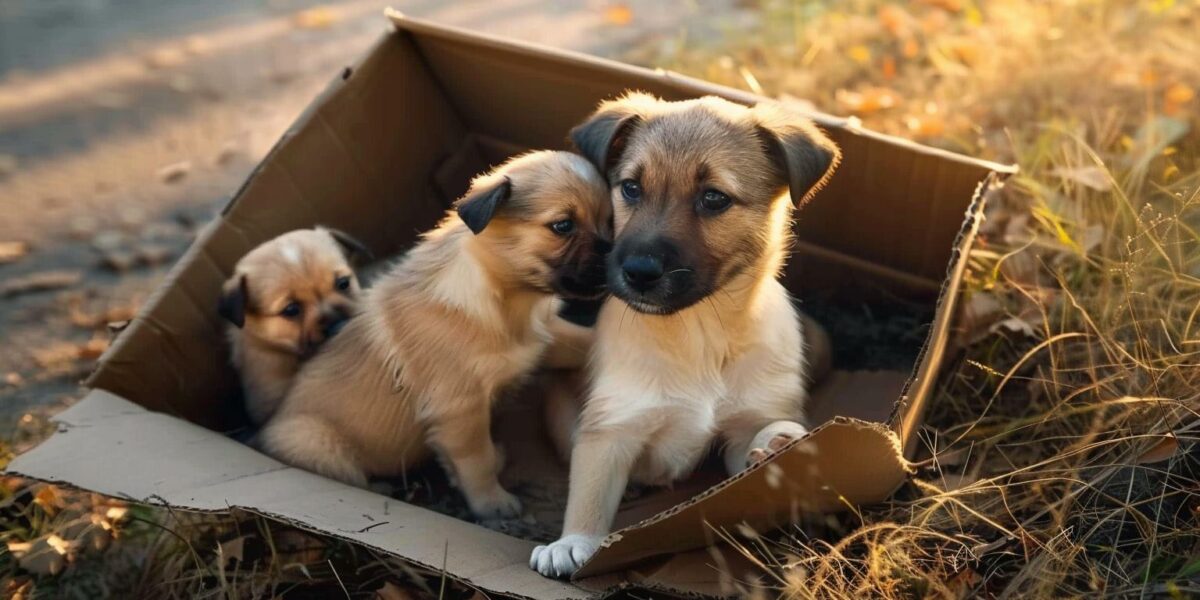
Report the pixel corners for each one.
[219,227,369,425]
[532,93,840,577]
[258,151,612,519]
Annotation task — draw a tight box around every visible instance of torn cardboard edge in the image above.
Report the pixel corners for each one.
[7,10,1018,599]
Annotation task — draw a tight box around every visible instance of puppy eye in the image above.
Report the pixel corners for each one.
[335,275,352,291]
[549,219,575,236]
[280,302,302,319]
[698,189,733,214]
[620,180,642,203]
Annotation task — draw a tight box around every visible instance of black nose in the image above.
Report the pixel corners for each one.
[621,255,664,291]
[319,309,350,337]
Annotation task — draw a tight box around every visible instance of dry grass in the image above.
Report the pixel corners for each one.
[5,1,1200,598]
[639,0,1200,597]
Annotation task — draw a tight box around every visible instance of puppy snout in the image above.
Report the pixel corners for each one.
[593,238,613,255]
[621,255,664,291]
[319,307,351,338]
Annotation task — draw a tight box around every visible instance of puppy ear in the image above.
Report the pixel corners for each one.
[569,92,654,174]
[218,275,248,329]
[752,102,842,206]
[323,227,374,263]
[456,175,512,235]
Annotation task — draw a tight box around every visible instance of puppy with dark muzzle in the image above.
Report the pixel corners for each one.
[219,227,370,426]
[257,151,612,519]
[531,93,841,577]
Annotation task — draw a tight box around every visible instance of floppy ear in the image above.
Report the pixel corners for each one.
[218,275,248,329]
[752,102,842,206]
[569,93,654,174]
[456,175,512,235]
[323,227,374,263]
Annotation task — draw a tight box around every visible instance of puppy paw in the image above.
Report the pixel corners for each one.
[530,534,601,578]
[746,420,810,468]
[468,487,523,521]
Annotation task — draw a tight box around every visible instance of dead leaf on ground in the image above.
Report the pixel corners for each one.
[157,160,192,184]
[603,3,634,26]
[293,6,339,29]
[0,270,82,298]
[835,87,901,114]
[0,241,29,264]
[68,297,138,329]
[1136,433,1179,464]
[376,581,417,600]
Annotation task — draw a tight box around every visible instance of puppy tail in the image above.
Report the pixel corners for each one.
[257,415,368,488]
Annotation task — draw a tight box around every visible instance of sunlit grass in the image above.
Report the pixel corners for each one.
[643,0,1200,597]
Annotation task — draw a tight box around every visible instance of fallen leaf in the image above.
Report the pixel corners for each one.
[848,44,872,64]
[218,536,246,568]
[375,581,416,600]
[4,372,22,386]
[604,3,633,26]
[157,161,192,184]
[34,486,62,513]
[1051,166,1113,192]
[878,4,910,37]
[905,114,945,137]
[78,338,109,360]
[881,54,897,80]
[1136,433,1178,464]
[0,241,28,264]
[1165,82,1195,104]
[919,0,962,12]
[293,6,339,29]
[0,270,82,298]
[10,536,67,576]
[835,87,901,114]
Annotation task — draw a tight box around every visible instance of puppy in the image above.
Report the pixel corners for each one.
[257,151,612,519]
[531,93,840,577]
[219,227,370,425]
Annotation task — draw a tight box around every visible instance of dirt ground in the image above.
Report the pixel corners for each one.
[0,0,739,435]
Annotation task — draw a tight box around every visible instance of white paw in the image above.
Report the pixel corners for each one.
[467,487,523,520]
[530,534,601,578]
[746,420,810,468]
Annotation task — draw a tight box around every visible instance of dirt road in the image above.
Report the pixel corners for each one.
[0,0,737,433]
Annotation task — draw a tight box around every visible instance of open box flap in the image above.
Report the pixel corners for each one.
[7,390,599,600]
[574,371,911,579]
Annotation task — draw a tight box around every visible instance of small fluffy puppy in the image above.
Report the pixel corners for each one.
[258,151,612,519]
[219,227,370,425]
[532,93,840,577]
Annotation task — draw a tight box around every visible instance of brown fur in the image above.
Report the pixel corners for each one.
[258,151,611,519]
[221,227,364,425]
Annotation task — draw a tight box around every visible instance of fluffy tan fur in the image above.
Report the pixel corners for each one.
[532,93,841,577]
[258,151,611,519]
[222,227,362,425]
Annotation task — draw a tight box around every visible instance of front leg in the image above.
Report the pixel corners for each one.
[425,402,521,520]
[530,426,646,578]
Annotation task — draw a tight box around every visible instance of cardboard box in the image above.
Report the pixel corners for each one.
[6,11,1015,599]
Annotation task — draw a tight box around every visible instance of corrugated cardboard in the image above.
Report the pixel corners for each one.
[6,11,1015,598]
